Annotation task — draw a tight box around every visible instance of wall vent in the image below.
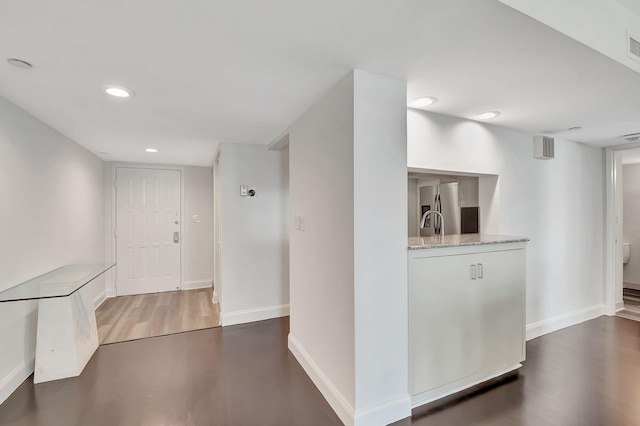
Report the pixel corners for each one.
[533,136,554,159]
[630,37,640,57]
[623,133,640,142]
[628,31,640,64]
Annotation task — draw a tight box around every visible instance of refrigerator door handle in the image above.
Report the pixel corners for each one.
[433,194,437,234]
[434,193,442,234]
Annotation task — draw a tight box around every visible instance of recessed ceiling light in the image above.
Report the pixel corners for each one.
[409,97,438,108]
[475,111,501,120]
[7,58,33,69]
[145,147,158,153]
[102,85,134,98]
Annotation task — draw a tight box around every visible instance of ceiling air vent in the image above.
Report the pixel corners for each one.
[627,31,640,63]
[623,133,640,142]
[533,136,554,159]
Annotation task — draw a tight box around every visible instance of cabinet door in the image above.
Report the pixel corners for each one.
[410,253,483,395]
[474,249,525,371]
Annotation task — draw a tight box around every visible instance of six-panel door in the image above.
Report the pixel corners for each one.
[116,167,181,296]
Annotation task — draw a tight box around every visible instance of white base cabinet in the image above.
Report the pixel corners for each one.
[408,242,526,407]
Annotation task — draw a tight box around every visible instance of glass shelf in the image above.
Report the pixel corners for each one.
[0,263,115,303]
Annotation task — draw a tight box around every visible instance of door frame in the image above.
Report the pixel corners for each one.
[604,142,640,316]
[212,149,222,306]
[109,163,185,297]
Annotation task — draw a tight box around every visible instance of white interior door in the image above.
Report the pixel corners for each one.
[116,167,181,296]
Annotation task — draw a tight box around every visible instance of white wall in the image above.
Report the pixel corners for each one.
[0,96,105,403]
[104,164,214,294]
[183,166,214,288]
[288,72,356,421]
[352,70,409,424]
[623,164,640,286]
[408,109,605,335]
[218,143,289,325]
[288,70,409,426]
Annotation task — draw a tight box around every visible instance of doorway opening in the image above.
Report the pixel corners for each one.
[607,147,640,322]
[97,165,220,344]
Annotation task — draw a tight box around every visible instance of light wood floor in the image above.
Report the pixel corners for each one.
[618,302,640,322]
[96,288,220,344]
[617,288,640,322]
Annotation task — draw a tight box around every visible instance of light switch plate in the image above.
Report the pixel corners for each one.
[240,185,248,196]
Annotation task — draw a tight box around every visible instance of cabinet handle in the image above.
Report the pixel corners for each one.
[470,264,477,280]
[477,263,483,279]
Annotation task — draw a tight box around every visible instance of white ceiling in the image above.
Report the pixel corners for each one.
[617,0,640,18]
[2,0,640,166]
[620,147,640,164]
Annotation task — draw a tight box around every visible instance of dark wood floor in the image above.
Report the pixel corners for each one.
[395,315,640,426]
[1,316,639,426]
[0,318,340,426]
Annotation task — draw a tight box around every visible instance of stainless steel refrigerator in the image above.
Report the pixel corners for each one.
[419,182,461,236]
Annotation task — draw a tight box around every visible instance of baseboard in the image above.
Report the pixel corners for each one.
[106,289,116,298]
[354,394,411,426]
[616,301,625,312]
[288,333,355,426]
[0,352,35,405]
[623,282,640,291]
[93,290,107,309]
[411,363,521,409]
[526,304,605,341]
[221,304,289,326]
[182,279,213,290]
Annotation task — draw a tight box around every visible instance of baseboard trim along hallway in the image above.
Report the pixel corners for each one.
[93,290,107,310]
[182,280,213,290]
[354,394,411,426]
[0,353,34,406]
[221,304,290,326]
[525,304,605,341]
[288,333,355,426]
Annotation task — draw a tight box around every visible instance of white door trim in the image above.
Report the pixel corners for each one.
[212,149,222,307]
[110,163,185,296]
[604,143,640,316]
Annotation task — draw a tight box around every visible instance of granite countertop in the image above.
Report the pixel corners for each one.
[408,233,529,250]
